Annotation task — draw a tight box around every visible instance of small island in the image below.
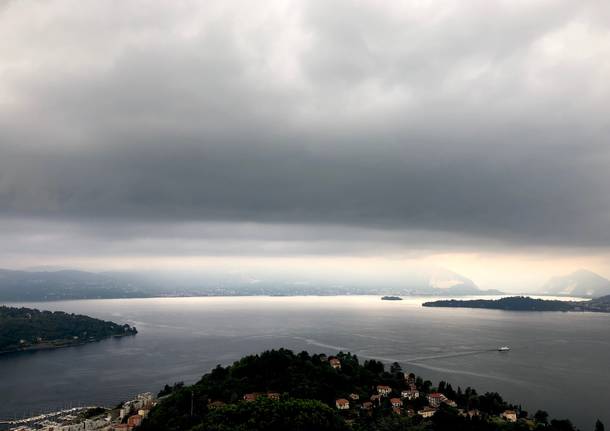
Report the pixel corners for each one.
[0,306,137,355]
[422,295,610,313]
[381,296,403,301]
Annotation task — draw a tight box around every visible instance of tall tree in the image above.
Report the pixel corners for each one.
[534,410,549,424]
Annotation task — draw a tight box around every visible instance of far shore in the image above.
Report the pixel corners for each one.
[0,293,591,304]
[0,333,135,356]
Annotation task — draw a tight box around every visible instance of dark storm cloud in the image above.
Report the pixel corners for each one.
[1,0,610,251]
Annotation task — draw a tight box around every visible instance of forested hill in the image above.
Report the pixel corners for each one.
[423,296,574,311]
[422,296,610,312]
[0,306,137,354]
[140,349,590,431]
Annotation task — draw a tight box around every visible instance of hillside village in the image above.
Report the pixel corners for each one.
[7,350,590,431]
[239,354,518,424]
[138,350,581,430]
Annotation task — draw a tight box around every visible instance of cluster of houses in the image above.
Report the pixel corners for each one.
[111,393,156,431]
[9,394,156,431]
[335,381,430,418]
[330,358,517,423]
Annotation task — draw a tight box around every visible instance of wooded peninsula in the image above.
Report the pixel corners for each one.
[0,306,137,354]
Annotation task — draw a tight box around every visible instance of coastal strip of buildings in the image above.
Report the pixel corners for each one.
[8,393,156,431]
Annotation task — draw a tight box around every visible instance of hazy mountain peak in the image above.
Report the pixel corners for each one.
[22,265,73,272]
[543,269,610,298]
[426,267,476,289]
[407,265,502,295]
[571,268,605,278]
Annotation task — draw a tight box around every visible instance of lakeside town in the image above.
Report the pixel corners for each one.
[4,393,156,431]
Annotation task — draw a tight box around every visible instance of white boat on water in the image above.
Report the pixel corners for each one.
[498,346,510,351]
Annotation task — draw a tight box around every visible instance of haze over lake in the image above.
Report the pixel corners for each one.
[1,296,608,430]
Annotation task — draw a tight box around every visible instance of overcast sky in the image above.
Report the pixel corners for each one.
[1,0,610,290]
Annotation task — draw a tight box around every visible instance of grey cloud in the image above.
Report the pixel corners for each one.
[0,217,488,261]
[1,0,610,255]
[1,137,608,248]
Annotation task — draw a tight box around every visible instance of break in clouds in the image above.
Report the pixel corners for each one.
[1,0,610,262]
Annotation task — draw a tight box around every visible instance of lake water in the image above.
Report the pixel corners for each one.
[1,296,608,429]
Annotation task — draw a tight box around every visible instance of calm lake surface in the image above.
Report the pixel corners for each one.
[1,296,608,429]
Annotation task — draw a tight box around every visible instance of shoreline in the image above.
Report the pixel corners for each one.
[0,333,135,356]
[423,296,610,313]
[0,292,590,304]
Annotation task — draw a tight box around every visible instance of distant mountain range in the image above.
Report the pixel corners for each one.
[0,269,155,301]
[0,266,501,302]
[542,269,610,298]
[6,267,609,302]
[406,267,503,296]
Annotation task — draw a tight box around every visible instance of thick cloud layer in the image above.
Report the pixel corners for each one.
[1,0,610,257]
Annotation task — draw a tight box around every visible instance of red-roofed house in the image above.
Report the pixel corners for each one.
[127,415,143,427]
[501,410,518,422]
[329,358,341,369]
[390,398,403,408]
[336,398,350,410]
[244,393,261,402]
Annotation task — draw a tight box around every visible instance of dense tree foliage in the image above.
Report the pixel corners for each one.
[0,306,137,353]
[140,349,583,431]
[158,382,185,398]
[424,295,610,313]
[534,410,549,424]
[192,397,348,431]
[423,297,575,311]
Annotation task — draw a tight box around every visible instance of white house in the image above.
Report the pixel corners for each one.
[427,392,444,407]
[418,406,437,418]
[377,385,392,396]
[401,389,419,400]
